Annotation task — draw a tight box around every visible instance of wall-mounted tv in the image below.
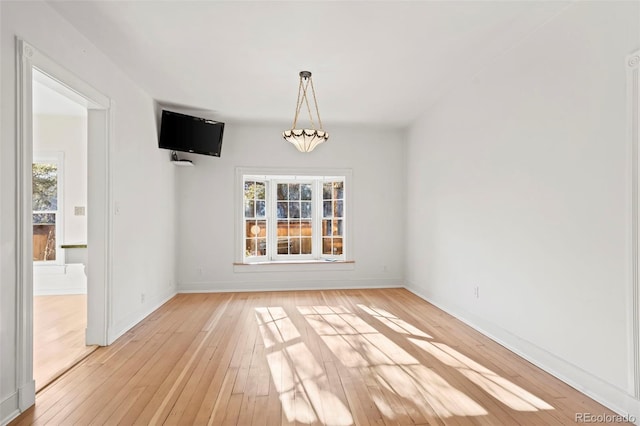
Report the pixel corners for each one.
[158,110,225,157]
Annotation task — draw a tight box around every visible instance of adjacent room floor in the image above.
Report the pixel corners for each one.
[17,289,616,425]
[33,294,97,392]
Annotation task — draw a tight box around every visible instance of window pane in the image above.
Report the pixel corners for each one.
[33,224,56,261]
[301,202,311,218]
[334,200,343,218]
[323,201,332,218]
[300,220,312,237]
[301,184,312,200]
[288,184,300,200]
[277,237,289,254]
[33,163,58,211]
[246,239,257,256]
[277,221,289,237]
[290,238,301,254]
[333,220,343,236]
[33,213,56,224]
[333,238,343,255]
[323,183,332,200]
[245,221,255,238]
[301,237,312,254]
[243,181,252,201]
[277,184,288,200]
[323,219,332,236]
[255,182,265,199]
[322,238,332,255]
[257,238,267,256]
[244,200,255,218]
[289,221,301,236]
[247,220,266,237]
[256,220,267,237]
[277,202,288,219]
[289,202,300,218]
[333,181,344,200]
[256,200,266,217]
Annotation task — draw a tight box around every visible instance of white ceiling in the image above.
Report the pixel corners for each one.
[48,1,570,127]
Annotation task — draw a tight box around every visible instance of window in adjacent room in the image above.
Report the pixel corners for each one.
[33,154,63,264]
[241,172,347,263]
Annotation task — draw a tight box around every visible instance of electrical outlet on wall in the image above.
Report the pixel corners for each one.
[474,286,480,299]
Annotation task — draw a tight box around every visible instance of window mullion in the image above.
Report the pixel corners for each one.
[313,180,321,259]
[268,180,277,261]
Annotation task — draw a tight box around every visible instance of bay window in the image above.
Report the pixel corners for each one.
[240,170,348,264]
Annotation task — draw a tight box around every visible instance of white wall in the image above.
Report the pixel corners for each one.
[32,115,88,295]
[33,115,88,246]
[0,2,177,423]
[176,122,406,292]
[406,0,640,418]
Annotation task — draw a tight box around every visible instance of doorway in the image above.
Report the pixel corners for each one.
[31,71,97,391]
[16,38,112,410]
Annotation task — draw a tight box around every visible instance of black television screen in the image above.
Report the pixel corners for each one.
[159,110,224,157]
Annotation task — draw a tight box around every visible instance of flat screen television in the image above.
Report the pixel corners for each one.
[159,110,224,157]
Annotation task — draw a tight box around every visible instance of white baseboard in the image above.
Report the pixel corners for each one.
[18,380,35,411]
[0,379,35,426]
[34,288,87,296]
[107,288,176,344]
[405,283,640,424]
[177,278,403,293]
[0,391,19,426]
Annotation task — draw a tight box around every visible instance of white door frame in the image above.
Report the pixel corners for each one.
[15,38,112,410]
[628,49,640,400]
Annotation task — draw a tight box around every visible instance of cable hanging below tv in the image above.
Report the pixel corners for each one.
[169,150,194,166]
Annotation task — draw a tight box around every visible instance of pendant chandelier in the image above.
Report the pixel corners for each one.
[283,71,329,152]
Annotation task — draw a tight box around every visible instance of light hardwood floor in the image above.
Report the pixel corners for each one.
[14,289,616,425]
[33,295,97,392]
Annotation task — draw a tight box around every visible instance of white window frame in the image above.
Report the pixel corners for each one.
[33,151,65,266]
[236,167,352,265]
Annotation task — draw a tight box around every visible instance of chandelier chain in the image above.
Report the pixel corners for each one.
[309,77,323,130]
[301,78,316,130]
[292,76,304,128]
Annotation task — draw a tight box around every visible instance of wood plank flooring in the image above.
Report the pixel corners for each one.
[14,289,617,425]
[33,294,97,392]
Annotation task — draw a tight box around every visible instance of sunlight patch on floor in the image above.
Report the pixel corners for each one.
[409,338,554,411]
[255,307,353,425]
[256,303,555,425]
[357,304,433,338]
[352,303,554,413]
[299,305,487,419]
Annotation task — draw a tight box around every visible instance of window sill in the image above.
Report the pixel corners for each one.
[233,260,355,273]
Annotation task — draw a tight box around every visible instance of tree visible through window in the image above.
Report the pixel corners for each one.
[33,163,58,261]
[243,175,346,262]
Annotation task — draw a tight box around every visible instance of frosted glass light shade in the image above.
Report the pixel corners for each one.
[283,129,329,153]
